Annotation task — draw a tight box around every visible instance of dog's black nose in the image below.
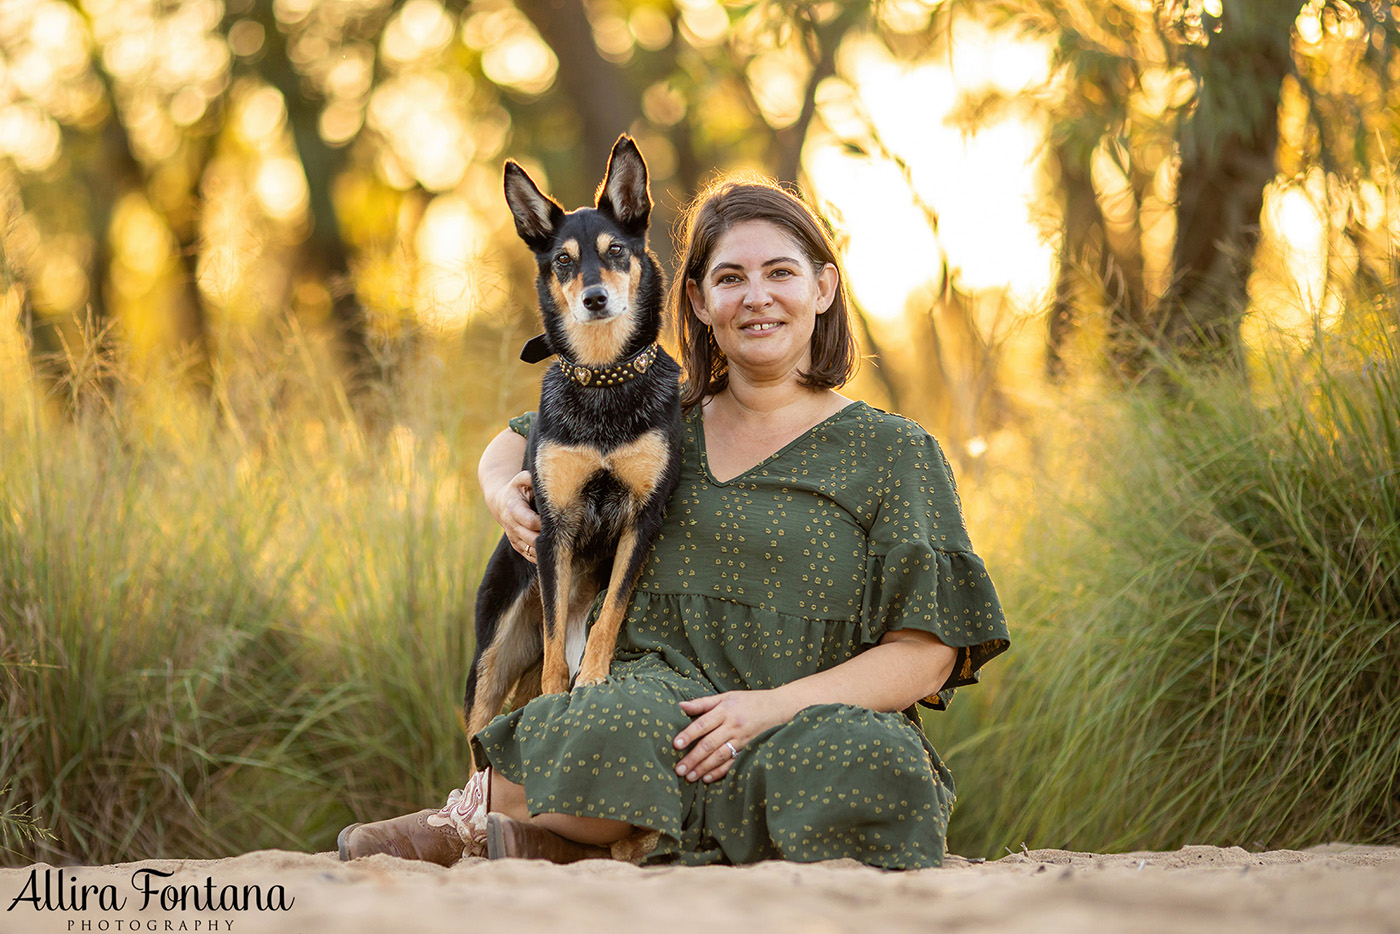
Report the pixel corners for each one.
[582,287,609,312]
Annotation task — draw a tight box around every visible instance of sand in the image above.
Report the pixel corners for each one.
[3,843,1397,934]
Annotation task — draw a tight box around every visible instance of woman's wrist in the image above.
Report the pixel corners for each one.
[766,683,815,723]
[483,482,511,526]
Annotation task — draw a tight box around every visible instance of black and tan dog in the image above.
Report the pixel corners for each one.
[462,136,681,751]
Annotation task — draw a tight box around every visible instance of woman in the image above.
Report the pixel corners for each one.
[339,177,1009,869]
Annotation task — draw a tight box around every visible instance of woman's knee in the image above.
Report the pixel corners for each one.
[754,704,932,779]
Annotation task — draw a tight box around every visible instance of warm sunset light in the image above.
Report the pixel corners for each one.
[2,0,1397,913]
[806,29,1054,319]
[1,0,1388,385]
[1270,182,1329,314]
[414,193,496,333]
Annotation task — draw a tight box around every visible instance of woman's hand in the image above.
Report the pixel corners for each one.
[671,632,957,784]
[478,429,540,563]
[673,690,796,784]
[490,470,541,563]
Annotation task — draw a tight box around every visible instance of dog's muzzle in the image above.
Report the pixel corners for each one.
[580,286,611,319]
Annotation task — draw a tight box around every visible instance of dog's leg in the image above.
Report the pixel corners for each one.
[574,528,645,687]
[564,573,601,678]
[466,585,542,770]
[505,658,544,710]
[464,536,536,737]
[467,586,542,735]
[534,441,603,694]
[539,537,576,695]
[571,428,674,687]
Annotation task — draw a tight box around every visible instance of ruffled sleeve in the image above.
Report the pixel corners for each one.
[508,411,536,438]
[859,427,1009,710]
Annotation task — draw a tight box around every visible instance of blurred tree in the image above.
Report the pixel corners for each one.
[90,63,218,396]
[980,0,1399,382]
[1160,0,1398,372]
[505,0,872,276]
[514,0,643,182]
[8,0,1395,421]
[235,0,393,394]
[1,0,229,406]
[0,0,120,405]
[1283,1,1400,315]
[958,0,1179,380]
[1160,0,1301,372]
[1045,35,1151,381]
[2,0,1008,423]
[826,126,1008,454]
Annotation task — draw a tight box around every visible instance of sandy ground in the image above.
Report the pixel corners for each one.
[2,843,1397,934]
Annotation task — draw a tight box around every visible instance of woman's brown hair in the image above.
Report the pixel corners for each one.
[672,177,858,411]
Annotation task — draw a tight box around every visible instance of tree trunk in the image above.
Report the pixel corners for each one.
[1102,160,1154,382]
[515,0,643,198]
[289,107,372,388]
[252,1,375,396]
[1166,126,1283,369]
[1046,142,1106,380]
[90,70,216,397]
[1162,6,1294,372]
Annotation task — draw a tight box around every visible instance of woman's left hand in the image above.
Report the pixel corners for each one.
[673,690,795,784]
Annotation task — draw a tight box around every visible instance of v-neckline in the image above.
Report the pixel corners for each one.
[696,400,865,486]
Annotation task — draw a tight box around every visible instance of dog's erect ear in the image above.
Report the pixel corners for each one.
[595,135,651,234]
[504,160,565,252]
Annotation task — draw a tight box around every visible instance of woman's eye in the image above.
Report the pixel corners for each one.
[771,268,792,278]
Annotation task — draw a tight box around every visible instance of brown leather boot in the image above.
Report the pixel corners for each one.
[337,809,468,866]
[485,813,612,863]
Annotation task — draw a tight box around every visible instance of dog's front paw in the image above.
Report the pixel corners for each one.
[574,664,609,688]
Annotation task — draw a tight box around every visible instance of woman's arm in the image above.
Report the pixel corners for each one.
[671,629,957,784]
[478,428,540,563]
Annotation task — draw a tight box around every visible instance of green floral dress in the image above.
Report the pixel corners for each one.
[472,401,1009,869]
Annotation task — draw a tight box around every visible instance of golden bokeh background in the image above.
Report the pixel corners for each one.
[3,0,1399,867]
[4,0,1393,457]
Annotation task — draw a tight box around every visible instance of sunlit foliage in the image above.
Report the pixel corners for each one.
[2,0,1399,864]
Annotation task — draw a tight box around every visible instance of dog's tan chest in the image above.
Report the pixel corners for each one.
[535,429,670,513]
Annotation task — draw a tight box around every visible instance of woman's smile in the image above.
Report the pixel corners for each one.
[740,320,782,333]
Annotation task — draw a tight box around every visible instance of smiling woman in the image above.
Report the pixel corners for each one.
[685,220,838,384]
[675,179,858,415]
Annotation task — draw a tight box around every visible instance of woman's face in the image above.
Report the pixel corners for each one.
[686,220,838,384]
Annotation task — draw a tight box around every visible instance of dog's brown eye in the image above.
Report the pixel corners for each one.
[607,243,623,257]
[555,253,572,267]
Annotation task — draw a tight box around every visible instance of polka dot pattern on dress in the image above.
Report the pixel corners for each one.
[479,403,1010,868]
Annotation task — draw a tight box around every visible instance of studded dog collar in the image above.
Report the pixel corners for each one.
[556,343,661,388]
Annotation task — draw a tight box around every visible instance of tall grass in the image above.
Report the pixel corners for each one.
[944,314,1400,857]
[0,333,529,865]
[3,305,1397,865]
